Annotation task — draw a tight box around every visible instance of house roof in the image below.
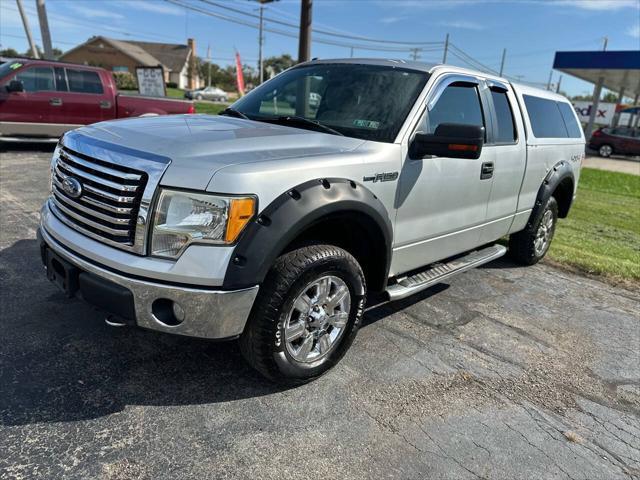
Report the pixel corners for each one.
[126,41,191,73]
[60,36,191,73]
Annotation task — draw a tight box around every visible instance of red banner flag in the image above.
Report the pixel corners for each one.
[235,51,245,96]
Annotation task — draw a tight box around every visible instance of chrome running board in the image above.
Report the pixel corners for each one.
[386,244,507,301]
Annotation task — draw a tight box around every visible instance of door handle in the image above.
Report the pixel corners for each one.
[480,162,494,180]
[99,100,112,109]
[49,97,63,106]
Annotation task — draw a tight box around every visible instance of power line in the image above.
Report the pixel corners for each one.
[198,0,442,46]
[166,0,443,53]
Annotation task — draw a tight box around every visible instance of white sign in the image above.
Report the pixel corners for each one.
[136,67,165,97]
[572,101,616,126]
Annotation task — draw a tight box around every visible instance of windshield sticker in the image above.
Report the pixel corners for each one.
[353,119,380,129]
[10,63,22,70]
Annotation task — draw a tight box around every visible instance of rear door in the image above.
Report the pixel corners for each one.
[54,67,114,125]
[478,81,527,243]
[392,74,495,275]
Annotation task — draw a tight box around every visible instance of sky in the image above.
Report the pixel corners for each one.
[1,0,639,97]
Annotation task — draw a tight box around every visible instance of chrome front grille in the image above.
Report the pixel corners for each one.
[50,146,148,249]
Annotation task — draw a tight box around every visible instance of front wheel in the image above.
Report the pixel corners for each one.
[239,245,366,384]
[509,196,558,265]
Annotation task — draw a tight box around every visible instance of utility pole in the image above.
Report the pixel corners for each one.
[410,48,421,61]
[255,0,275,84]
[442,33,449,63]
[16,0,39,58]
[35,0,54,59]
[499,48,506,77]
[207,44,211,87]
[546,69,553,90]
[350,47,354,58]
[258,4,265,83]
[556,75,562,94]
[297,0,312,63]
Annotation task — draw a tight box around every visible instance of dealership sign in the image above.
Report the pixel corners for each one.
[572,101,616,125]
[136,66,166,97]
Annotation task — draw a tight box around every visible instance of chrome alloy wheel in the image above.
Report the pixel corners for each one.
[534,209,554,256]
[599,144,612,157]
[284,275,351,363]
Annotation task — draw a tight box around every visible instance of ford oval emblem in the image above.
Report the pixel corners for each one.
[61,177,82,199]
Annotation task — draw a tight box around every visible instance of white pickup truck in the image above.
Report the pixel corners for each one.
[38,59,585,383]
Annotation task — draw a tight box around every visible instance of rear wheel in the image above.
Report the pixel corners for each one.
[598,144,613,157]
[509,196,558,265]
[196,94,203,101]
[239,245,366,384]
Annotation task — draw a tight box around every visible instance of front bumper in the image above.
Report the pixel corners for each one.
[38,226,259,339]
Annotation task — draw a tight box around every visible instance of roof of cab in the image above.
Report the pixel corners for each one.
[299,58,571,102]
[1,57,105,72]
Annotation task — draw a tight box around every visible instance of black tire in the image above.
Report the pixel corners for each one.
[239,245,366,384]
[509,196,558,265]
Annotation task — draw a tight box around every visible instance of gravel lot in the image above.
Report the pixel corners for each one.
[1,146,639,480]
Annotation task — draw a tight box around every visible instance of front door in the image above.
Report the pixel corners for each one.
[391,75,494,276]
[0,65,56,136]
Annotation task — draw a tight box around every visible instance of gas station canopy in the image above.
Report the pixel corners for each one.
[553,50,640,97]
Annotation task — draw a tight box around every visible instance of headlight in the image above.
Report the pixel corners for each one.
[150,189,256,258]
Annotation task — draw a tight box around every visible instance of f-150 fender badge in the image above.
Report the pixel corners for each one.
[363,172,399,183]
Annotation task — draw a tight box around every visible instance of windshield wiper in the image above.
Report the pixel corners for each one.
[269,116,344,136]
[219,107,250,120]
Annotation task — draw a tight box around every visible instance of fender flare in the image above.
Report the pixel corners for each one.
[222,178,393,290]
[527,160,574,230]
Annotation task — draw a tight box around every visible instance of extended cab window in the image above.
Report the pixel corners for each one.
[523,95,568,138]
[490,89,516,143]
[66,69,104,94]
[426,84,484,133]
[14,66,55,92]
[557,102,582,138]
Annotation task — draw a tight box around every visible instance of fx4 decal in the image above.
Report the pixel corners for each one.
[363,172,398,183]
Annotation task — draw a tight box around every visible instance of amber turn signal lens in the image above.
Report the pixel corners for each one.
[448,144,478,151]
[225,197,256,243]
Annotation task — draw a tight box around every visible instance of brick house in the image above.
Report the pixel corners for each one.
[59,36,200,89]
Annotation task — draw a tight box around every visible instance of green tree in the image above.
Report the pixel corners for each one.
[0,48,20,57]
[263,54,295,77]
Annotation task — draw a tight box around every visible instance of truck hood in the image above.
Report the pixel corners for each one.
[73,115,366,190]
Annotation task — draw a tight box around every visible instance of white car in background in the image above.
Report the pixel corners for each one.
[185,86,228,102]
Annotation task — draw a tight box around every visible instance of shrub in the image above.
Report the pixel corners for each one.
[113,72,137,90]
[166,81,178,89]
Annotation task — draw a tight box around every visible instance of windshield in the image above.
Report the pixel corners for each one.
[232,63,428,143]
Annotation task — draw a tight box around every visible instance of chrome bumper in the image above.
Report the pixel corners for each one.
[39,226,259,339]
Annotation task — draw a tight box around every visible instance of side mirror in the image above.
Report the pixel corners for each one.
[410,123,484,160]
[6,80,24,93]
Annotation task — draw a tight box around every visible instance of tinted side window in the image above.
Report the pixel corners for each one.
[14,67,55,92]
[428,84,484,133]
[557,102,582,138]
[523,95,568,138]
[66,69,104,94]
[490,90,516,143]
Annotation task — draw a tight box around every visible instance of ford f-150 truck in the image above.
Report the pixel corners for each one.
[38,59,585,383]
[0,59,194,141]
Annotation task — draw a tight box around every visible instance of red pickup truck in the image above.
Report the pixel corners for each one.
[0,58,194,141]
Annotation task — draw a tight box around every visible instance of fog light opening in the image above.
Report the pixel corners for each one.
[151,298,185,327]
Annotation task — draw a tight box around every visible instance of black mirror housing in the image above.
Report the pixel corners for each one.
[6,80,24,93]
[411,123,485,160]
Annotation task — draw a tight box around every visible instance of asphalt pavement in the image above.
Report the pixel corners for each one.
[1,146,639,480]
